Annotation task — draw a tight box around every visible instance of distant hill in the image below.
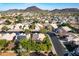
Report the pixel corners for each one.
[24,6,42,11]
[3,6,42,13]
[50,8,79,13]
[3,9,23,13]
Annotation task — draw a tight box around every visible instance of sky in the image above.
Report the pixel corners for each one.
[0,3,79,11]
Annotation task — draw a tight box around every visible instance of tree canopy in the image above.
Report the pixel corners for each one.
[1,26,9,31]
[19,36,52,53]
[0,40,7,49]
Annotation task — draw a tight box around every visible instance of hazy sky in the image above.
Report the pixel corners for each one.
[0,3,79,10]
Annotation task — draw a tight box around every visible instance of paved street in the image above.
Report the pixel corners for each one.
[48,32,67,56]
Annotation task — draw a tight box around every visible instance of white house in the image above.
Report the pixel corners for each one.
[38,33,46,41]
[66,33,79,45]
[0,19,6,24]
[0,33,16,40]
[32,33,45,41]
[62,26,72,32]
[50,22,58,29]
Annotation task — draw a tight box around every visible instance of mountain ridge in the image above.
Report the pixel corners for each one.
[1,6,79,13]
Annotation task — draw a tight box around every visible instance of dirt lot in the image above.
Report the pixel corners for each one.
[0,51,17,56]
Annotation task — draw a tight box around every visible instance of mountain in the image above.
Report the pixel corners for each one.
[1,6,79,13]
[25,6,42,11]
[3,9,23,13]
[2,6,42,13]
[50,8,79,13]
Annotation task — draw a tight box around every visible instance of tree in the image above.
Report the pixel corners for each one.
[18,35,52,55]
[34,43,41,52]
[19,39,31,52]
[47,25,52,32]
[1,16,6,19]
[19,25,22,29]
[42,44,48,52]
[30,24,35,29]
[4,20,11,25]
[1,26,9,31]
[18,39,31,56]
[15,14,24,23]
[23,25,26,29]
[24,29,31,33]
[43,35,52,51]
[19,39,28,49]
[40,28,48,33]
[40,43,47,51]
[0,40,7,50]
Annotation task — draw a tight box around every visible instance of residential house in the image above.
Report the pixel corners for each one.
[50,22,58,29]
[66,33,79,45]
[0,19,6,24]
[15,33,31,40]
[0,33,16,40]
[32,33,45,41]
[57,26,72,37]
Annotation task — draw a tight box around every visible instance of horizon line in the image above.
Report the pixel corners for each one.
[0,6,79,11]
